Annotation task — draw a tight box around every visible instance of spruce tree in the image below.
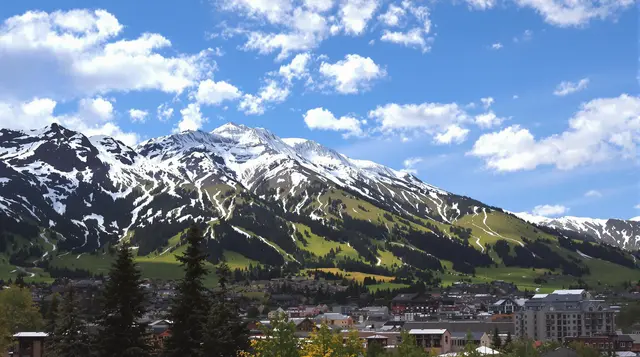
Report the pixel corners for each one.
[95,242,149,357]
[47,285,91,357]
[491,327,502,349]
[203,261,249,357]
[164,224,210,357]
[45,293,60,334]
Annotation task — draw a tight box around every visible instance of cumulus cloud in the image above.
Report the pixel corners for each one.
[469,94,640,171]
[474,111,505,128]
[157,103,174,121]
[531,204,568,217]
[303,107,364,137]
[319,54,386,94]
[554,78,590,96]
[239,80,290,115]
[378,4,406,26]
[512,0,634,27]
[434,124,470,144]
[175,103,206,132]
[0,9,213,102]
[194,79,242,106]
[465,0,497,10]
[339,0,380,35]
[491,42,503,49]
[380,28,433,52]
[129,109,148,123]
[0,97,139,146]
[584,190,602,198]
[278,53,312,82]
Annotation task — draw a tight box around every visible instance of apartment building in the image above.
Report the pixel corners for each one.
[514,290,616,342]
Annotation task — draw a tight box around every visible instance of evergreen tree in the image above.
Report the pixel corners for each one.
[203,261,249,357]
[95,242,149,357]
[395,330,427,357]
[491,327,502,349]
[240,315,300,357]
[45,293,60,334]
[503,331,513,352]
[47,285,91,357]
[164,224,210,357]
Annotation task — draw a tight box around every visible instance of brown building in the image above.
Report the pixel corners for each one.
[391,293,439,315]
[408,328,452,354]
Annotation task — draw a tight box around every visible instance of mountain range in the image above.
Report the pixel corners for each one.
[0,123,638,288]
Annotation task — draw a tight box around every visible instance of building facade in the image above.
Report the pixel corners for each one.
[514,290,616,342]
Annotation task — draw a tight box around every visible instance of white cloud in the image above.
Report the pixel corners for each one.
[513,94,519,99]
[380,28,432,53]
[465,0,497,10]
[175,103,206,132]
[512,0,634,27]
[194,79,242,105]
[157,103,174,121]
[0,9,213,101]
[278,53,311,82]
[239,80,290,115]
[434,124,470,144]
[378,4,406,26]
[303,107,363,137]
[474,111,505,128]
[491,42,503,50]
[128,109,148,123]
[304,0,334,12]
[531,204,568,217]
[221,0,293,24]
[319,54,386,94]
[339,0,380,35]
[480,97,495,109]
[469,94,640,171]
[513,29,533,42]
[0,97,139,146]
[243,31,325,61]
[401,156,422,175]
[554,78,590,96]
[369,102,468,133]
[584,190,602,198]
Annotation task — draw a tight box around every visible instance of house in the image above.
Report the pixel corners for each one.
[408,329,452,354]
[268,307,286,319]
[290,318,316,332]
[315,313,353,328]
[541,347,580,357]
[391,293,439,315]
[630,334,640,353]
[491,298,526,314]
[365,335,390,348]
[9,332,48,357]
[449,332,491,352]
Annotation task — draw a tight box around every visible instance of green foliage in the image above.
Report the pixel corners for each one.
[46,285,91,357]
[202,261,250,357]
[95,241,150,357]
[164,224,211,357]
[44,293,59,334]
[491,327,502,350]
[568,342,601,357]
[395,330,428,357]
[243,315,300,357]
[617,301,640,332]
[0,284,44,351]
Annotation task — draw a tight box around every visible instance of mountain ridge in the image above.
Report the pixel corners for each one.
[0,123,638,288]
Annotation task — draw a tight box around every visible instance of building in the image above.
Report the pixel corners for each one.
[540,347,580,357]
[515,289,616,342]
[408,328,452,354]
[565,334,635,352]
[491,297,527,314]
[391,293,439,315]
[10,332,48,357]
[450,331,491,352]
[315,313,353,328]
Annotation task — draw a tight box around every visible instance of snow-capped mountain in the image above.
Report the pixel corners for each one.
[515,212,640,251]
[0,123,637,283]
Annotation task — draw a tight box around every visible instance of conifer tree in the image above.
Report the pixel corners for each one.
[95,242,149,357]
[47,285,91,357]
[491,327,502,349]
[164,224,210,357]
[45,293,60,334]
[203,261,249,357]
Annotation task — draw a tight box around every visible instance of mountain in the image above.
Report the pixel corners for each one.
[514,213,640,251]
[0,123,638,289]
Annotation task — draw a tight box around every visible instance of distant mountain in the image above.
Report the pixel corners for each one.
[515,213,640,251]
[0,123,637,287]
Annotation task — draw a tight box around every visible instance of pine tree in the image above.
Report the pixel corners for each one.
[45,293,60,334]
[47,285,91,357]
[164,224,210,357]
[491,327,502,349]
[503,331,513,352]
[203,261,249,357]
[95,242,149,357]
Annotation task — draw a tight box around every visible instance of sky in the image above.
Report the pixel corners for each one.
[0,0,637,220]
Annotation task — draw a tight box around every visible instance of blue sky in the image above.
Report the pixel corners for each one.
[0,0,637,219]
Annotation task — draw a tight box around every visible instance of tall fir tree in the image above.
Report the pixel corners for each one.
[203,260,249,357]
[95,242,149,357]
[491,327,502,349]
[45,293,60,334]
[164,224,210,357]
[46,285,91,357]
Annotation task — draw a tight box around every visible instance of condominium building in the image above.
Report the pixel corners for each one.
[514,290,616,342]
